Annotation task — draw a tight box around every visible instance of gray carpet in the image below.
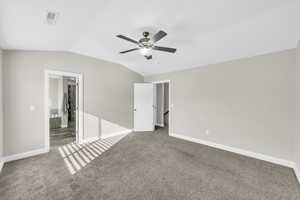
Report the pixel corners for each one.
[0,128,299,200]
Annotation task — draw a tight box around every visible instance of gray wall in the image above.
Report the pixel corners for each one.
[295,41,300,169]
[156,83,164,125]
[145,49,296,161]
[3,50,143,156]
[49,78,59,111]
[0,48,3,159]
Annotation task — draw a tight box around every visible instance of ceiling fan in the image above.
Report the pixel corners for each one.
[116,30,176,60]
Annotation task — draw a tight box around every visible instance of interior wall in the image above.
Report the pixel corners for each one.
[295,41,300,172]
[0,48,3,160]
[49,78,59,111]
[61,77,69,128]
[3,50,143,156]
[57,78,63,118]
[156,83,164,126]
[145,49,296,161]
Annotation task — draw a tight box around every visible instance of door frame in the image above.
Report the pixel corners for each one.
[152,80,171,136]
[44,70,84,151]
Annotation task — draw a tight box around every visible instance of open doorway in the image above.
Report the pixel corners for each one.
[153,81,170,135]
[133,81,170,135]
[48,76,77,148]
[45,70,83,151]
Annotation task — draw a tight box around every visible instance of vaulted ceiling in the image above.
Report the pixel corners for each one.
[0,0,299,75]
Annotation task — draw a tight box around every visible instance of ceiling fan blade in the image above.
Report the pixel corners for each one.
[152,30,167,42]
[120,48,139,54]
[153,46,176,53]
[145,55,152,60]
[116,35,138,44]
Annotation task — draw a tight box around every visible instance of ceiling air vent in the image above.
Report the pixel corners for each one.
[45,11,59,25]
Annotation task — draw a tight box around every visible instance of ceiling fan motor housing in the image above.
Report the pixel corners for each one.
[138,38,152,48]
[143,31,150,38]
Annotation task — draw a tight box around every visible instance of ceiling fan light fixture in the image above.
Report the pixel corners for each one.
[140,47,151,56]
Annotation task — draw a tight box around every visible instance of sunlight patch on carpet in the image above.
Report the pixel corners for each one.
[58,135,127,174]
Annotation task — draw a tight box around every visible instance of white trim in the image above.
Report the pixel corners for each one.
[82,130,132,143]
[292,164,300,184]
[152,80,170,84]
[133,129,147,132]
[83,136,99,144]
[155,123,164,127]
[151,80,171,136]
[45,70,82,77]
[101,130,132,139]
[3,148,49,163]
[0,158,4,172]
[44,70,84,150]
[170,133,294,168]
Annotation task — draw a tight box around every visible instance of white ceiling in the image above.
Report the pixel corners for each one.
[0,0,299,75]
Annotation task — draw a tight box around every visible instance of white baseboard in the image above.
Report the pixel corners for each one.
[155,123,164,127]
[3,148,49,163]
[82,130,132,143]
[101,130,132,139]
[0,158,4,172]
[83,136,99,144]
[170,133,294,168]
[292,164,300,184]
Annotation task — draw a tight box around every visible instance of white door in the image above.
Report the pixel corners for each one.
[134,83,154,131]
